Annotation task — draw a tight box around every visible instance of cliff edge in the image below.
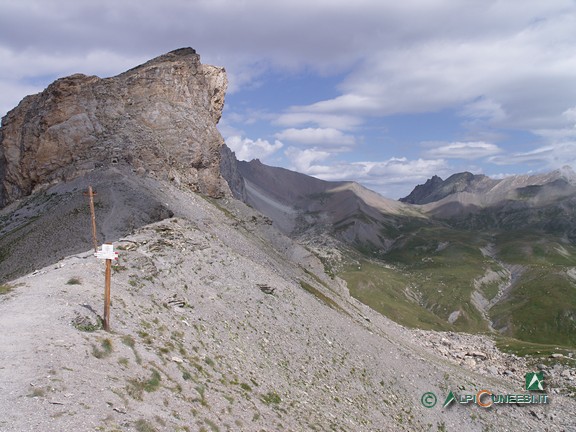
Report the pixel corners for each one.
[0,48,228,208]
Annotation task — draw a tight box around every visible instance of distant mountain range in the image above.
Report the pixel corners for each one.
[401,166,576,206]
[222,147,576,348]
[401,167,576,237]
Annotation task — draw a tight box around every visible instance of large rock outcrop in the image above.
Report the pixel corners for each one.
[0,47,229,208]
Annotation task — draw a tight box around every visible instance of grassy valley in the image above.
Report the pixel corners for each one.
[338,226,576,349]
[489,233,576,347]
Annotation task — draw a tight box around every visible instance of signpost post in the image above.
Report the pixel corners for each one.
[94,243,118,331]
[84,186,98,252]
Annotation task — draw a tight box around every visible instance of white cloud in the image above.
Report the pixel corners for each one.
[274,111,363,130]
[275,128,355,148]
[423,141,502,159]
[284,147,331,173]
[273,4,576,134]
[0,47,148,118]
[461,97,507,123]
[563,106,576,125]
[357,158,452,197]
[226,136,283,161]
[532,128,576,141]
[284,147,449,198]
[490,142,576,169]
[530,107,576,141]
[0,47,144,80]
[364,157,448,179]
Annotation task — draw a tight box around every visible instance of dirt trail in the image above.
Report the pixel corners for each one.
[0,254,105,431]
[0,286,45,424]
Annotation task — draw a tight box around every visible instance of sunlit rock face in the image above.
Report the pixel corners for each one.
[0,47,229,207]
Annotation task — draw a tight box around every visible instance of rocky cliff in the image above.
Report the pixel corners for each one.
[0,48,228,208]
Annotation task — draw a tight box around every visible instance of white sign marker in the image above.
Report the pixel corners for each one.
[94,243,119,260]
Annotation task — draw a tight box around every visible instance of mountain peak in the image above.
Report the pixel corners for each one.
[0,48,229,208]
[400,172,493,204]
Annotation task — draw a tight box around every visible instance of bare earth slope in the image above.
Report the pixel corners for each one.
[0,167,174,283]
[230,157,425,251]
[1,180,575,431]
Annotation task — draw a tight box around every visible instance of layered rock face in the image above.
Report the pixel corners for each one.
[0,48,228,207]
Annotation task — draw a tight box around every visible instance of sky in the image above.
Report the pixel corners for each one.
[1,1,576,198]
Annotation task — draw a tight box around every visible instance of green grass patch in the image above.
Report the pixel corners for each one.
[298,280,346,314]
[346,227,494,333]
[134,419,157,432]
[92,338,113,359]
[495,232,576,266]
[480,280,501,301]
[490,269,576,347]
[0,284,14,295]
[72,315,102,332]
[121,334,142,364]
[204,418,220,432]
[66,277,82,285]
[143,369,162,392]
[495,336,574,357]
[261,391,281,405]
[121,334,136,348]
[112,264,128,273]
[28,387,47,398]
[194,384,208,406]
[127,369,162,400]
[339,260,453,331]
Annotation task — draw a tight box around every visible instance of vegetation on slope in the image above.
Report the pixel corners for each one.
[338,225,576,349]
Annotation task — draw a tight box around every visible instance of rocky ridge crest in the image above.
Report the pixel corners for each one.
[0,48,228,208]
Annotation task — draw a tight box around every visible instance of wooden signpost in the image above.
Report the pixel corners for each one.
[94,243,118,331]
[85,186,119,331]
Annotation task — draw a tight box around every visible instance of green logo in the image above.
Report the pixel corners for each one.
[525,372,544,391]
[443,391,456,408]
[421,392,437,408]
